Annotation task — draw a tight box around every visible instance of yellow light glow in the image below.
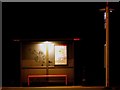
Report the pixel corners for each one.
[42,41,53,44]
[48,44,54,53]
[40,41,54,54]
[39,44,46,56]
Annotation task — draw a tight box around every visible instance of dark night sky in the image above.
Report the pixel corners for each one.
[3,2,107,39]
[2,2,119,42]
[2,2,120,86]
[3,2,119,39]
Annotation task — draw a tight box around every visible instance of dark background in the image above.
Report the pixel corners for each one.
[2,2,120,87]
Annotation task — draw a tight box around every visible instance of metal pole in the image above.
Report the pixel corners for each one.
[45,44,49,84]
[105,2,109,87]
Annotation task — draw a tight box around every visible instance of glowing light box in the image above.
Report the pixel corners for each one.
[55,45,67,65]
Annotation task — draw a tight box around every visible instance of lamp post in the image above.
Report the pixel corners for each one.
[99,2,114,87]
[105,2,109,87]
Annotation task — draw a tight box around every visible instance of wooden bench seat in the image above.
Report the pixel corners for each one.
[28,74,67,86]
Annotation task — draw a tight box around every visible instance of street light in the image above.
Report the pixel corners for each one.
[99,2,114,87]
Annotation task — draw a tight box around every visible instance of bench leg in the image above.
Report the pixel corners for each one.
[28,77,30,86]
[65,76,67,85]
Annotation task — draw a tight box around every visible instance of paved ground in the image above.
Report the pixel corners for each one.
[2,86,116,90]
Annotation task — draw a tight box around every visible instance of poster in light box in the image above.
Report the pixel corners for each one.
[55,45,67,65]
